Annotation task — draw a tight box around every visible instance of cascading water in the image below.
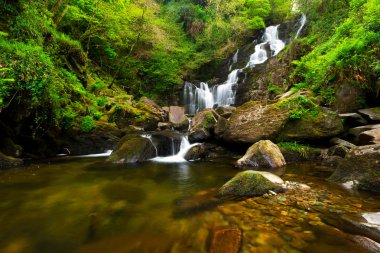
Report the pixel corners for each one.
[141,134,158,156]
[295,14,307,39]
[151,136,199,163]
[183,15,306,114]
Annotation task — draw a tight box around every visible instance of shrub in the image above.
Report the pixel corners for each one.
[80,116,95,133]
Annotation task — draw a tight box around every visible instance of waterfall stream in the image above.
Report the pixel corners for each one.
[151,136,199,163]
[183,15,306,114]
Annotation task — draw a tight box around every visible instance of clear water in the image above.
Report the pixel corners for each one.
[0,158,379,253]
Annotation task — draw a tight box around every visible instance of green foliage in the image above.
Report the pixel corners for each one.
[80,116,95,133]
[268,85,283,95]
[277,142,312,158]
[278,95,320,119]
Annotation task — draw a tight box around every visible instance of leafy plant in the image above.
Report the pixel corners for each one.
[80,116,95,133]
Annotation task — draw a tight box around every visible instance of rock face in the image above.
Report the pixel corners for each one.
[209,227,242,253]
[328,144,380,192]
[237,140,286,168]
[218,170,284,197]
[163,106,189,130]
[0,152,23,169]
[107,135,156,163]
[278,107,344,141]
[189,109,218,142]
[333,83,364,113]
[221,101,289,144]
[359,128,380,145]
[358,107,380,122]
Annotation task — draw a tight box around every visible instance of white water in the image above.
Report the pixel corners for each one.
[295,14,307,39]
[74,150,113,158]
[229,50,239,71]
[151,136,199,163]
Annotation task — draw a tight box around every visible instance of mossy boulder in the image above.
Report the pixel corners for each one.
[184,144,208,161]
[328,144,380,192]
[107,135,156,163]
[222,101,289,144]
[189,109,218,142]
[0,152,23,169]
[237,140,286,168]
[278,107,344,141]
[217,170,284,197]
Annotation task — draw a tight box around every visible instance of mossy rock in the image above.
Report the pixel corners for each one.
[189,109,218,142]
[107,135,156,164]
[278,107,344,141]
[217,171,283,197]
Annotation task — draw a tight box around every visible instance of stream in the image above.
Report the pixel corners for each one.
[0,156,380,253]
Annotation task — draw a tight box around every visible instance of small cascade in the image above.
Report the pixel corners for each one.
[212,69,241,106]
[141,134,158,156]
[295,14,307,39]
[229,50,239,71]
[184,82,214,114]
[151,136,199,163]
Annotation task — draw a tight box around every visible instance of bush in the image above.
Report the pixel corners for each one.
[80,116,95,133]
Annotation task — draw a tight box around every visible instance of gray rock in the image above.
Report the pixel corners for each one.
[359,107,380,122]
[237,140,286,168]
[189,109,218,142]
[217,170,284,197]
[339,113,367,125]
[348,124,380,138]
[163,106,189,130]
[359,128,380,145]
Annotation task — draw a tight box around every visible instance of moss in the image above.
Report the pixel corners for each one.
[277,142,312,158]
[80,116,95,133]
[203,111,215,129]
[277,95,320,120]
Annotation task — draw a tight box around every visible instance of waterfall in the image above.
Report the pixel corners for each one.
[141,134,158,156]
[183,24,286,113]
[151,136,199,163]
[295,14,307,39]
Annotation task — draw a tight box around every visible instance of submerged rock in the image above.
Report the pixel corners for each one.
[209,227,242,253]
[218,170,284,197]
[237,140,286,168]
[0,152,23,169]
[107,135,156,163]
[328,144,380,192]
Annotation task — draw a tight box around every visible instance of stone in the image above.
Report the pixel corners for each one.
[0,137,23,157]
[0,152,23,169]
[359,128,380,145]
[333,83,364,113]
[163,106,189,130]
[328,138,356,157]
[107,135,156,163]
[214,106,236,119]
[349,125,380,138]
[209,227,242,253]
[217,170,284,197]
[223,101,289,144]
[339,113,367,126]
[358,107,380,122]
[184,144,208,161]
[328,144,380,192]
[189,109,218,142]
[237,140,286,168]
[157,122,173,131]
[278,107,344,141]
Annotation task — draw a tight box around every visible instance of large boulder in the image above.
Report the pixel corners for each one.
[237,140,286,168]
[189,109,218,142]
[0,152,23,169]
[278,107,344,141]
[217,170,284,197]
[163,106,189,130]
[222,101,289,144]
[107,135,156,164]
[348,125,380,138]
[184,144,208,161]
[358,107,380,122]
[328,144,380,192]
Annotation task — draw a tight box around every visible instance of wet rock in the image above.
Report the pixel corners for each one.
[0,152,23,169]
[328,144,380,192]
[218,170,284,197]
[163,106,189,130]
[209,227,242,253]
[214,106,236,119]
[237,140,286,168]
[358,107,380,122]
[321,155,344,167]
[352,236,380,253]
[184,144,207,161]
[328,145,351,158]
[359,128,380,145]
[158,122,173,131]
[223,101,289,144]
[278,107,344,141]
[189,109,218,142]
[348,125,380,138]
[283,181,311,191]
[107,135,156,163]
[0,137,23,157]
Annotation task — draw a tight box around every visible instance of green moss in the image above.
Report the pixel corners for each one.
[203,112,215,128]
[80,116,95,133]
[277,95,320,120]
[277,142,312,158]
